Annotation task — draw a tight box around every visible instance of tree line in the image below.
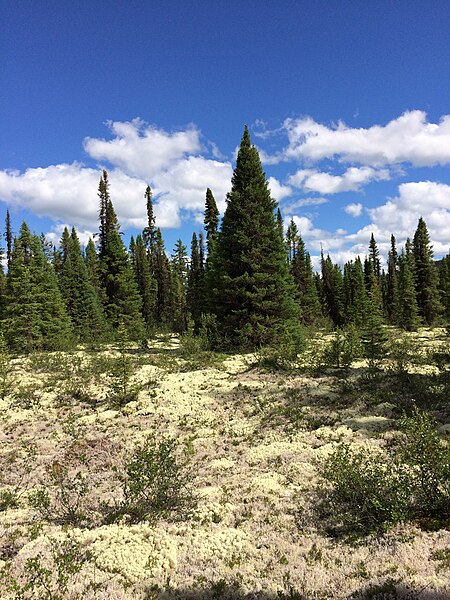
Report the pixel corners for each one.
[0,126,449,353]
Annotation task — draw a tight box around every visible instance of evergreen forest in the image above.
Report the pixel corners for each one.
[1,127,448,354]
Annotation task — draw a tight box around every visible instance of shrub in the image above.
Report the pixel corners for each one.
[399,407,450,525]
[254,320,306,371]
[107,348,140,407]
[0,537,93,600]
[317,408,450,537]
[107,435,197,524]
[322,326,362,369]
[318,444,411,537]
[29,461,91,527]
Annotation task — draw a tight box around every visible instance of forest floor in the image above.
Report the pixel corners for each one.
[0,329,449,599]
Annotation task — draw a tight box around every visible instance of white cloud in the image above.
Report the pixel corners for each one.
[0,121,234,232]
[283,197,328,213]
[45,224,96,248]
[267,177,292,201]
[84,119,202,179]
[346,181,450,256]
[280,111,450,167]
[344,202,364,217]
[288,166,390,194]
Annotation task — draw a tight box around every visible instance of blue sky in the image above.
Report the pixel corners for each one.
[1,0,450,267]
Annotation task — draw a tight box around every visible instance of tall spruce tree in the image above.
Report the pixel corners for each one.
[5,210,12,273]
[386,234,399,324]
[133,234,157,332]
[320,252,344,327]
[398,244,420,331]
[211,126,296,349]
[343,257,367,327]
[289,223,321,326]
[368,233,381,280]
[153,228,172,325]
[204,188,220,258]
[58,227,108,342]
[4,224,73,352]
[187,232,204,330]
[143,185,157,253]
[412,217,442,326]
[171,239,189,333]
[96,172,145,339]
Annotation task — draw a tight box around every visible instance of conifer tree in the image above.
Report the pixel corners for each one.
[153,228,172,325]
[343,257,367,327]
[58,226,108,342]
[321,252,344,327]
[386,234,399,324]
[171,239,189,332]
[412,217,442,326]
[398,246,420,331]
[368,233,381,280]
[187,232,204,330]
[4,224,73,352]
[96,172,145,339]
[5,210,12,273]
[143,185,157,253]
[204,188,220,258]
[290,224,321,325]
[133,234,157,332]
[211,126,296,349]
[85,238,105,305]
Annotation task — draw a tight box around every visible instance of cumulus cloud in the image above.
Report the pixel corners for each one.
[279,111,450,167]
[283,197,328,213]
[344,202,364,217]
[84,119,202,179]
[288,166,390,194]
[0,121,234,232]
[267,177,292,201]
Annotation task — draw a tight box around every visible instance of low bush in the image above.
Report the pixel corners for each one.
[318,444,411,537]
[106,435,197,524]
[317,407,450,537]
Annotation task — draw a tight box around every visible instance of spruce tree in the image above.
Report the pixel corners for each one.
[153,228,172,326]
[133,234,157,332]
[187,232,204,330]
[171,239,189,333]
[321,252,344,327]
[439,253,450,325]
[96,172,145,339]
[143,185,157,253]
[398,246,420,331]
[5,210,12,273]
[290,224,321,326]
[412,217,442,326]
[211,126,296,349]
[368,233,381,280]
[386,234,399,324]
[204,188,220,258]
[343,257,367,327]
[4,224,73,352]
[58,226,109,343]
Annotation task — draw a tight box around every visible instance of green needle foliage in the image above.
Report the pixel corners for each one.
[211,126,296,349]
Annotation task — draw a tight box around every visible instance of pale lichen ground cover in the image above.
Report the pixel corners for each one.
[0,333,449,599]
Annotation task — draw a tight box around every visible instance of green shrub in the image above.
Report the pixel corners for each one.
[317,407,450,537]
[318,444,411,537]
[254,320,306,371]
[29,461,91,527]
[400,407,450,525]
[0,537,93,600]
[322,326,362,369]
[107,435,197,524]
[0,490,19,512]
